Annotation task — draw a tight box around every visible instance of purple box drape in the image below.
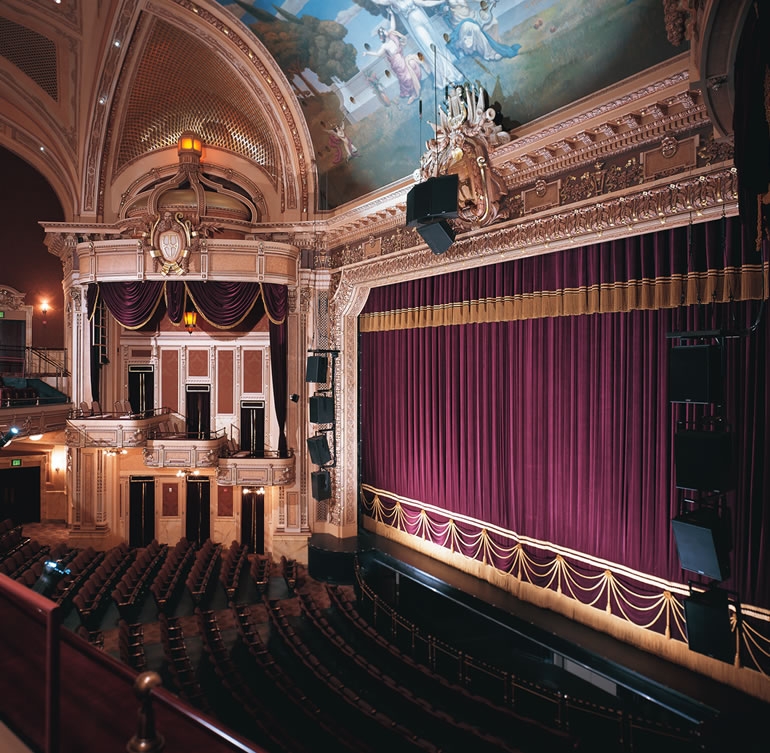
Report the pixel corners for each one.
[88,280,289,452]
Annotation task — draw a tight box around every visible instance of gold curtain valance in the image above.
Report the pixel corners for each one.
[359,265,768,333]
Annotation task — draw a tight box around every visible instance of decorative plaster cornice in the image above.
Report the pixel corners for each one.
[308,70,708,251]
[333,167,738,296]
[499,96,708,187]
[495,69,692,158]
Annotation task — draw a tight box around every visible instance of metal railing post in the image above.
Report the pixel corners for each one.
[126,671,165,753]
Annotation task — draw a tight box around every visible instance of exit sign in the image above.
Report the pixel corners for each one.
[11,459,21,467]
[0,310,5,318]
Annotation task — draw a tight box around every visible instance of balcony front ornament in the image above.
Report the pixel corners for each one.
[145,211,196,276]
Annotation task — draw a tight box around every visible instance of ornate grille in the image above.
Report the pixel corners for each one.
[316,291,329,350]
[116,18,277,175]
[0,17,57,101]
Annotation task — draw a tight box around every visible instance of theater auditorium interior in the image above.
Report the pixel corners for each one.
[0,1,769,751]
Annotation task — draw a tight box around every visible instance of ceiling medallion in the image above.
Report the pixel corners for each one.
[147,211,196,275]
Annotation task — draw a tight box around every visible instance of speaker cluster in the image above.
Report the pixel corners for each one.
[305,353,335,500]
[405,174,458,255]
[667,336,739,662]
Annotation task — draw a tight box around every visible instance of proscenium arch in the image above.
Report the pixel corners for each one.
[695,0,754,138]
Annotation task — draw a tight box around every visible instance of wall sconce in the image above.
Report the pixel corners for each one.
[183,309,197,334]
[242,486,265,496]
[176,469,200,478]
[41,301,48,326]
[51,447,66,472]
[178,131,203,157]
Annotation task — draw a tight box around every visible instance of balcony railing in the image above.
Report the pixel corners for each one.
[0,573,265,753]
[64,406,296,483]
[0,346,68,379]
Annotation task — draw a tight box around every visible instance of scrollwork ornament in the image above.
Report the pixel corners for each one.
[661,136,679,159]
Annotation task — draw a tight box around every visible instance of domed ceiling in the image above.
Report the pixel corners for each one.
[218,0,683,208]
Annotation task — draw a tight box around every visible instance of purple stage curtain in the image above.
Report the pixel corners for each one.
[98,281,165,329]
[360,219,770,608]
[361,220,762,331]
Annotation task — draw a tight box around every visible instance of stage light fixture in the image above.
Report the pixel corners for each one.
[0,426,20,448]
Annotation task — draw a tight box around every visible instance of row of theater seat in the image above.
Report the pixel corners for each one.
[280,555,297,591]
[320,586,577,753]
[250,553,271,595]
[201,605,369,753]
[53,547,101,604]
[219,540,249,600]
[158,611,212,713]
[112,539,167,618]
[0,539,48,580]
[296,592,532,753]
[186,539,221,604]
[150,538,194,609]
[0,383,38,407]
[0,524,26,557]
[196,607,294,752]
[117,618,146,671]
[266,598,441,753]
[71,543,131,628]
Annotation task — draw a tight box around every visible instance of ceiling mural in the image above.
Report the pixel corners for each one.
[219,0,683,209]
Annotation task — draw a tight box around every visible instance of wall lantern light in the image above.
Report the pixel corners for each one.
[183,309,197,334]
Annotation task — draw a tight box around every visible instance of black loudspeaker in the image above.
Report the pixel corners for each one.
[309,395,334,424]
[417,220,456,255]
[307,435,331,465]
[669,344,723,404]
[684,587,734,662]
[674,430,734,491]
[305,356,328,383]
[671,509,730,581]
[311,470,332,501]
[406,174,459,227]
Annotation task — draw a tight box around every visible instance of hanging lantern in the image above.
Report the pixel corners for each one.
[183,309,197,334]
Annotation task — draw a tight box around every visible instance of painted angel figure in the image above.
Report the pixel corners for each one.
[444,0,521,61]
[325,122,359,164]
[370,0,463,89]
[364,10,429,104]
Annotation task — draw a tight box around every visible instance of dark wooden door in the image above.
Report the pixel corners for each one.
[128,477,155,548]
[185,477,210,546]
[240,488,264,554]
